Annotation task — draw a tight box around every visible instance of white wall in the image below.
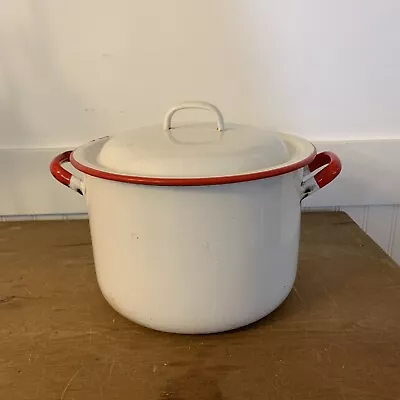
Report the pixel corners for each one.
[1,0,400,149]
[1,1,400,264]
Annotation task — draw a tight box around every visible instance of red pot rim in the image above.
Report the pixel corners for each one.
[70,146,317,186]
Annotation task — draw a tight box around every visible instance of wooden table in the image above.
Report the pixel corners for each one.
[0,212,399,400]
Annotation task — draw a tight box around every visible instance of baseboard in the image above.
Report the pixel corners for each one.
[0,139,398,215]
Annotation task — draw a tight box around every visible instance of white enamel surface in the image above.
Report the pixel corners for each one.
[72,132,315,179]
[96,123,290,178]
[83,172,303,334]
[163,101,225,131]
[76,100,316,179]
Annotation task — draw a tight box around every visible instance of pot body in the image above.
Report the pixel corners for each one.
[84,170,303,334]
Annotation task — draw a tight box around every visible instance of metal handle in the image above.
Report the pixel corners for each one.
[50,151,85,195]
[163,101,225,131]
[301,151,342,200]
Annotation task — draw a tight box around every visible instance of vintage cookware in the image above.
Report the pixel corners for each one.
[50,101,341,334]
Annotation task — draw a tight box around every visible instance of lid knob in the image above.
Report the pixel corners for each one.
[163,101,225,132]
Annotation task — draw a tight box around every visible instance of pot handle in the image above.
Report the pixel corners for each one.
[50,151,85,195]
[163,101,225,131]
[301,151,341,201]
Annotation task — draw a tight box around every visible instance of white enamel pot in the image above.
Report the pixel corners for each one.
[50,101,341,334]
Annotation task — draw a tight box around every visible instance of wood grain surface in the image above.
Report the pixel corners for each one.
[0,212,399,400]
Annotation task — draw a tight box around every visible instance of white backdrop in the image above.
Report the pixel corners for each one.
[1,1,400,264]
[1,0,400,149]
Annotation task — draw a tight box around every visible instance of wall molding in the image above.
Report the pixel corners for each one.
[0,139,399,216]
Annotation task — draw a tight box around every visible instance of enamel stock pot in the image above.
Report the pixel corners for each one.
[50,101,341,334]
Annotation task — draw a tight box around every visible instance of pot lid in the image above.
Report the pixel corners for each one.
[71,101,316,186]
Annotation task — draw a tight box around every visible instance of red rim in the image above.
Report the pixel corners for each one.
[70,147,317,186]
